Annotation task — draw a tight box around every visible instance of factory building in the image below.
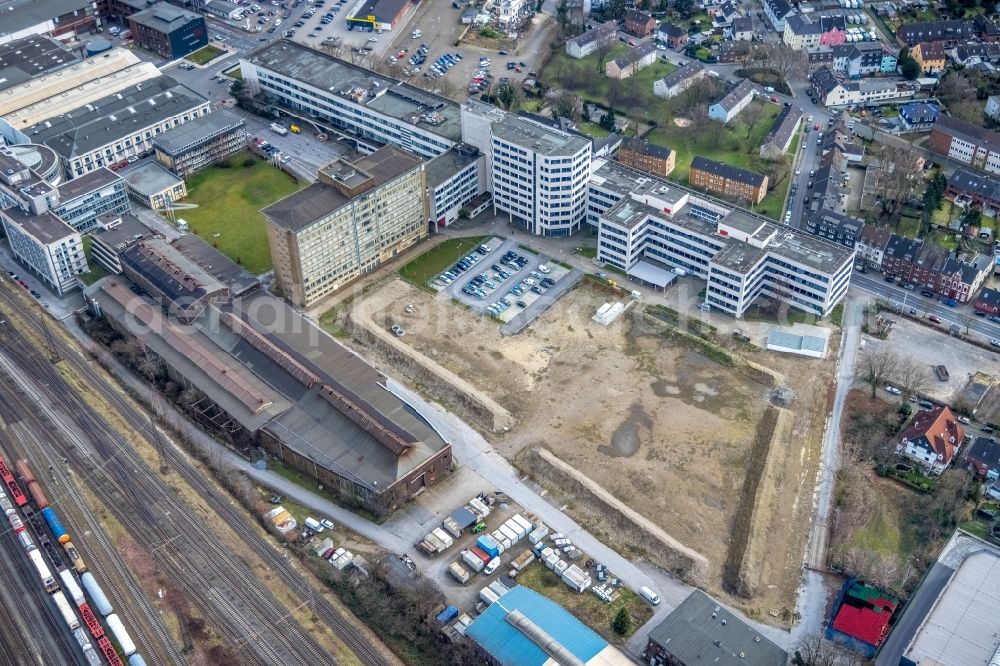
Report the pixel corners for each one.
[0,0,102,46]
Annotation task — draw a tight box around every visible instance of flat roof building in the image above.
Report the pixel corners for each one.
[0,35,78,92]
[241,40,459,159]
[424,142,486,231]
[118,159,187,210]
[21,75,210,179]
[0,0,101,46]
[88,212,150,274]
[263,146,427,307]
[0,206,87,294]
[128,3,208,60]
[53,166,132,233]
[153,108,249,178]
[347,0,413,29]
[84,278,452,515]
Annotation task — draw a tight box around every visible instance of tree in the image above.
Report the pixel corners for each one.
[599,107,617,132]
[756,43,808,83]
[552,91,580,121]
[495,80,521,111]
[868,143,923,220]
[858,347,899,399]
[612,608,631,635]
[595,40,615,73]
[894,357,931,399]
[898,48,921,80]
[792,635,838,666]
[741,102,766,141]
[674,0,695,19]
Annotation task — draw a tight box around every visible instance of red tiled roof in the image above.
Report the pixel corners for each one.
[899,406,965,465]
[833,604,892,647]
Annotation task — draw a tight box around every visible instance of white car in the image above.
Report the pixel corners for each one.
[698,302,712,312]
[884,385,902,395]
[764,85,775,93]
[958,416,972,424]
[537,264,551,274]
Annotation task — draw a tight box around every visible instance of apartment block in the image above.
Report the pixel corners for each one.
[617,138,675,178]
[708,79,755,123]
[566,21,617,59]
[263,147,427,307]
[596,187,853,318]
[154,109,250,178]
[689,156,768,205]
[241,40,459,160]
[605,42,657,80]
[928,115,1000,176]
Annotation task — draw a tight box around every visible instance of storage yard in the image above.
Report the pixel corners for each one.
[345,266,839,621]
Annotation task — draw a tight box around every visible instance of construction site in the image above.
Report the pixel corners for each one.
[343,270,841,624]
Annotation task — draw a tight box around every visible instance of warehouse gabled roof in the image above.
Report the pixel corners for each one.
[0,0,96,41]
[0,35,78,93]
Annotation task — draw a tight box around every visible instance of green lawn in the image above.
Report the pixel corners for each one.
[515,563,653,644]
[79,235,110,286]
[186,45,224,65]
[574,246,598,259]
[578,122,611,139]
[181,151,303,274]
[398,236,490,287]
[226,67,243,81]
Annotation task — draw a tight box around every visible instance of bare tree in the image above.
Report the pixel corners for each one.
[741,101,767,141]
[858,347,899,399]
[551,90,581,121]
[757,43,808,83]
[792,634,838,666]
[868,143,924,220]
[894,357,931,399]
[595,40,615,73]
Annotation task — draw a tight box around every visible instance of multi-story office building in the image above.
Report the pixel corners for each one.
[263,146,427,307]
[0,207,87,294]
[461,101,591,236]
[128,3,208,60]
[597,191,853,318]
[153,109,249,178]
[20,75,210,179]
[689,156,768,205]
[240,40,460,160]
[425,143,486,231]
[52,167,132,233]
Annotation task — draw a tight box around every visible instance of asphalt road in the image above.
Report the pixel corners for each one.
[852,272,1000,340]
[874,562,954,666]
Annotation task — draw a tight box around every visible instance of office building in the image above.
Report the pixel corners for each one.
[52,167,132,233]
[87,213,152,274]
[128,3,208,60]
[689,156,768,205]
[424,143,486,231]
[0,207,87,294]
[153,108,249,178]
[118,160,187,210]
[240,40,460,159]
[263,146,427,307]
[596,182,853,318]
[20,76,210,179]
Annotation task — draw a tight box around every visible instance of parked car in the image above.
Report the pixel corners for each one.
[927,314,942,323]
[884,385,901,395]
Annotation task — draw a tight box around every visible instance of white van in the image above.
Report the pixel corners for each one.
[640,586,661,605]
[484,557,501,575]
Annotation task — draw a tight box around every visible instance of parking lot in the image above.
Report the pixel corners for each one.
[433,238,575,323]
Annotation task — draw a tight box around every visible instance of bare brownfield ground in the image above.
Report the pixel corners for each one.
[348,277,836,622]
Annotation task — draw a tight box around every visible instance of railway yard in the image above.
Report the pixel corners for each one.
[0,277,389,665]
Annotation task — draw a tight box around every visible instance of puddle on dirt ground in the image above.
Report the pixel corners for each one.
[599,403,652,458]
[651,379,681,397]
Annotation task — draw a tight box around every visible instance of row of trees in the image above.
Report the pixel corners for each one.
[857,347,931,402]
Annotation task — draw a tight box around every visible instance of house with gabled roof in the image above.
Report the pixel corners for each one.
[897,405,965,474]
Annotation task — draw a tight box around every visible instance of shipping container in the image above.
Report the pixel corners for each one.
[52,590,80,630]
[17,531,32,550]
[106,614,137,656]
[462,550,486,572]
[419,532,445,554]
[431,528,454,548]
[441,516,462,539]
[498,524,518,543]
[479,587,500,606]
[448,562,470,584]
[470,545,492,564]
[41,507,70,544]
[512,514,533,532]
[28,548,57,591]
[554,560,569,574]
[468,497,490,517]
[539,546,554,560]
[561,564,592,593]
[488,580,509,597]
[544,552,560,569]
[476,535,500,558]
[331,551,354,570]
[59,570,86,606]
[81,573,113,616]
[528,525,549,544]
[435,605,459,623]
[511,550,535,571]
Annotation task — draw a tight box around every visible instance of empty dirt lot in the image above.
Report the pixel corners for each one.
[347,276,838,623]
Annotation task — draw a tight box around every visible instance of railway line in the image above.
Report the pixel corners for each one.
[0,282,388,666]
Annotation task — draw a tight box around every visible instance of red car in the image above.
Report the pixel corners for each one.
[627,39,636,46]
[396,49,406,58]
[928,314,942,323]
[813,123,820,130]
[770,95,779,103]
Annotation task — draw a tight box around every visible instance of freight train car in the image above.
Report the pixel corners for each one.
[97,636,124,666]
[41,508,68,544]
[106,614,136,656]
[0,456,27,506]
[27,548,58,592]
[81,573,113,616]
[51,590,80,631]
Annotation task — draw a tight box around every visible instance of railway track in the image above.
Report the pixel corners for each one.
[0,287,388,665]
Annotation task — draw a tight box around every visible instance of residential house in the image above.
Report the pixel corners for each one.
[811,65,914,107]
[975,13,1000,42]
[947,168,1000,211]
[911,41,947,74]
[974,286,1000,314]
[760,104,803,159]
[948,41,1000,67]
[805,210,864,248]
[897,405,965,474]
[731,16,754,41]
[805,163,849,214]
[937,253,992,302]
[708,78,755,122]
[689,155,768,204]
[880,232,923,277]
[783,13,848,50]
[565,20,618,59]
[617,138,675,177]
[624,10,656,37]
[967,437,1000,481]
[987,95,1000,121]
[606,42,657,79]
[896,20,976,47]
[855,224,892,268]
[657,22,688,49]
[898,101,940,131]
[763,0,794,32]
[928,115,1000,176]
[653,61,705,99]
[711,2,740,29]
[831,42,898,78]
